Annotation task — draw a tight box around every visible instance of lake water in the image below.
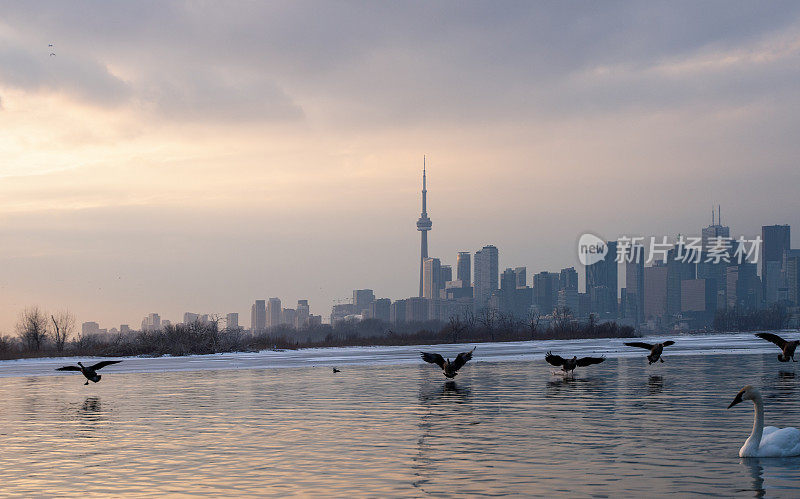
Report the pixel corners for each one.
[2,333,800,497]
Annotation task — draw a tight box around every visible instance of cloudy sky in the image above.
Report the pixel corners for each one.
[2,1,800,332]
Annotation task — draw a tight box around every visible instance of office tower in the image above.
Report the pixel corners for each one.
[183,312,199,324]
[353,289,375,313]
[296,300,310,328]
[457,252,471,287]
[626,244,644,324]
[330,303,355,324]
[390,299,407,324]
[643,264,668,320]
[762,225,791,304]
[141,313,161,332]
[698,207,730,309]
[514,267,527,288]
[251,300,266,333]
[585,240,618,317]
[267,297,281,329]
[120,324,131,334]
[441,265,452,285]
[726,263,761,310]
[559,267,578,290]
[500,268,517,312]
[82,322,100,336]
[666,243,696,317]
[783,249,800,306]
[533,271,558,315]
[416,159,432,297]
[474,245,499,309]
[368,298,391,322]
[225,313,239,329]
[281,308,296,327]
[405,297,429,322]
[423,257,442,299]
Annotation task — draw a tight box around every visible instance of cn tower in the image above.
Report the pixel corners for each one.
[417,157,432,297]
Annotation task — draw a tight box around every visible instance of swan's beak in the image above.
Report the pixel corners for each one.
[727,392,743,409]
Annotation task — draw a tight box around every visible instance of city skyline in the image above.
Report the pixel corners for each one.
[2,2,800,332]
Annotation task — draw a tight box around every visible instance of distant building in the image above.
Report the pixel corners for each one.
[81,321,100,336]
[405,297,429,322]
[644,264,668,320]
[698,213,731,309]
[267,297,281,329]
[281,308,296,327]
[390,299,407,324]
[726,263,761,310]
[585,240,618,317]
[367,298,391,322]
[251,300,266,333]
[353,289,375,313]
[183,312,199,324]
[762,225,791,304]
[514,267,527,288]
[666,243,696,318]
[783,249,800,306]
[422,258,443,300]
[141,313,161,332]
[330,303,355,324]
[557,288,579,315]
[296,300,310,328]
[559,267,578,291]
[457,252,471,288]
[226,313,239,329]
[474,245,499,309]
[533,271,559,315]
[120,324,131,334]
[625,244,644,324]
[441,265,453,286]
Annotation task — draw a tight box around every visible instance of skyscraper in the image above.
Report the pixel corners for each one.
[625,244,644,324]
[762,224,791,304]
[416,158,432,297]
[457,252,471,288]
[474,245,499,309]
[353,289,375,313]
[514,267,527,288]
[226,313,239,329]
[585,240,618,317]
[251,299,266,333]
[267,297,281,329]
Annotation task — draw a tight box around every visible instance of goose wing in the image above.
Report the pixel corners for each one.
[624,342,654,350]
[56,365,81,371]
[89,360,122,370]
[755,332,787,349]
[451,348,475,371]
[661,341,675,347]
[545,351,567,367]
[420,352,446,369]
[576,356,605,367]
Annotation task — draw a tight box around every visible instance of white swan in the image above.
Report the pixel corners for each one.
[727,385,800,458]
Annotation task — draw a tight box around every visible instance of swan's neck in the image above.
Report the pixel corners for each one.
[745,395,765,452]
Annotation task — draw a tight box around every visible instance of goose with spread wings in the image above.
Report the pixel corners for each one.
[56,360,122,385]
[755,332,799,362]
[420,348,475,378]
[545,351,604,375]
[624,341,675,364]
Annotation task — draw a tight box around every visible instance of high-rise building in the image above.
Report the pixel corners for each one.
[82,321,100,336]
[457,252,471,288]
[183,312,199,324]
[643,264,668,320]
[251,300,266,333]
[141,313,161,332]
[726,263,760,310]
[783,249,800,306]
[353,289,375,313]
[533,271,558,315]
[441,265,452,285]
[762,225,791,304]
[281,308,296,327]
[390,299,407,324]
[585,240,618,317]
[514,267,527,288]
[296,300,310,328]
[474,245,499,309]
[625,244,644,324]
[267,297,281,329]
[666,243,696,318]
[559,267,578,291]
[226,313,239,329]
[698,207,730,309]
[367,298,391,322]
[416,159,432,297]
[500,268,517,312]
[423,258,442,299]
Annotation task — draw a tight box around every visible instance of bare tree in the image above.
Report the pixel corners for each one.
[16,306,49,352]
[447,315,467,343]
[477,307,498,341]
[526,310,541,340]
[51,310,75,352]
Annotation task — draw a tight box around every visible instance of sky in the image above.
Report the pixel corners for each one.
[2,1,800,332]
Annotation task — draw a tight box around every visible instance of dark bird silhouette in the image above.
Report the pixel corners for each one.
[420,347,475,378]
[624,341,675,364]
[49,53,56,56]
[56,360,122,385]
[332,367,340,373]
[48,44,53,47]
[755,333,799,362]
[545,351,604,375]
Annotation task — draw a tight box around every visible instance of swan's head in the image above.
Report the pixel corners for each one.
[728,385,759,409]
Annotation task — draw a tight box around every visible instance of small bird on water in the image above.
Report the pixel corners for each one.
[420,347,475,378]
[754,332,799,362]
[624,341,675,364]
[56,360,122,385]
[545,351,605,376]
[332,367,340,373]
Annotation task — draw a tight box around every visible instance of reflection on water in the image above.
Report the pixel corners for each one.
[2,353,800,496]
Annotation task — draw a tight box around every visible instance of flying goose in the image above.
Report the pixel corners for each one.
[624,341,675,364]
[56,360,122,385]
[545,351,604,375]
[754,332,799,362]
[728,385,800,457]
[420,347,475,378]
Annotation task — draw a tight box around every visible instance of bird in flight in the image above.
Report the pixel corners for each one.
[755,332,799,362]
[332,367,341,373]
[420,347,475,378]
[56,360,122,385]
[49,53,56,56]
[545,351,604,376]
[624,341,675,364]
